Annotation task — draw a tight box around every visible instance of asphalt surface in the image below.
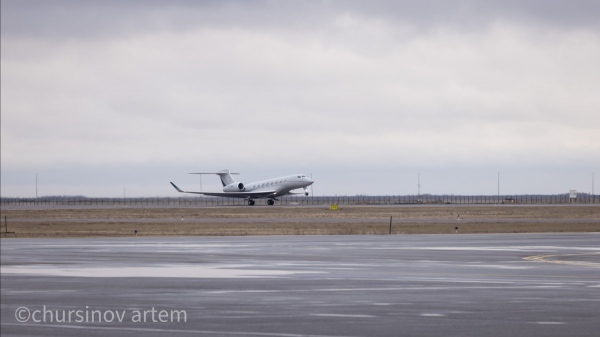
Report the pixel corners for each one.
[2,234,599,337]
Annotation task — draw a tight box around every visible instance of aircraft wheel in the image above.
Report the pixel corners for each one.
[248,200,255,206]
[267,199,274,206]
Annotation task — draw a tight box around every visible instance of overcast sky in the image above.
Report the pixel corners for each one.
[2,0,599,197]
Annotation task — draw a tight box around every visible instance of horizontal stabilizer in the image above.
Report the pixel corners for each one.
[189,169,239,186]
[188,172,239,175]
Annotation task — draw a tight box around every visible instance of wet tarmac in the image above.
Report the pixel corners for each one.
[2,234,600,336]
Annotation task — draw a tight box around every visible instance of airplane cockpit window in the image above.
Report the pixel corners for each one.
[297,176,301,178]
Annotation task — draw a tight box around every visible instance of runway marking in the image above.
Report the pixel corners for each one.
[535,322,566,325]
[311,314,374,318]
[325,270,600,279]
[0,323,357,337]
[0,264,325,278]
[206,285,567,295]
[370,246,600,252]
[523,253,600,267]
[420,314,445,317]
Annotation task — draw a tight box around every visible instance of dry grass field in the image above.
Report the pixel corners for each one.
[1,205,599,238]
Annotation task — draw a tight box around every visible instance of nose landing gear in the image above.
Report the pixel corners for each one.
[248,200,255,206]
[267,199,275,206]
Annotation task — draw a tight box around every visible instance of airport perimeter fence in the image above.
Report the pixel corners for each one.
[1,193,598,206]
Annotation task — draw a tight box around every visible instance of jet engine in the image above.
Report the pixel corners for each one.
[223,182,245,192]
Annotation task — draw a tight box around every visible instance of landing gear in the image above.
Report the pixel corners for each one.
[267,199,275,206]
[248,200,255,206]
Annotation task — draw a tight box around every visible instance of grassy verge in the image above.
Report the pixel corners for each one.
[1,220,598,238]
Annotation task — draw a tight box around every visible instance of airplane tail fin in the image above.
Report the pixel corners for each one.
[189,169,239,187]
[216,169,236,186]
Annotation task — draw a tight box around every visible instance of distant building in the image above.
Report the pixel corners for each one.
[569,190,577,203]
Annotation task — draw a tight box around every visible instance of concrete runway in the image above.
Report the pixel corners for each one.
[4,203,599,210]
[2,234,599,336]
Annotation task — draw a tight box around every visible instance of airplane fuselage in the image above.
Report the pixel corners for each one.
[223,174,313,196]
[170,170,314,206]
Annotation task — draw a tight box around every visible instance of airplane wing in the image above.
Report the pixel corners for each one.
[170,182,277,198]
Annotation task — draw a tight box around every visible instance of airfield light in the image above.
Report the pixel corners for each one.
[497,172,501,203]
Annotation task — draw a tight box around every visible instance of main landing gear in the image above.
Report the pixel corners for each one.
[248,199,274,206]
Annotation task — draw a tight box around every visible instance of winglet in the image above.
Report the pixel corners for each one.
[170,182,184,193]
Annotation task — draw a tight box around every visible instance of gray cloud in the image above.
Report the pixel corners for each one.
[3,0,599,40]
[1,0,599,197]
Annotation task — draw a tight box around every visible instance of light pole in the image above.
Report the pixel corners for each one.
[497,172,500,203]
[36,174,39,199]
[418,173,421,196]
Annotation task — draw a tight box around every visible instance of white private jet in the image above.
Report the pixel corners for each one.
[170,169,314,206]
